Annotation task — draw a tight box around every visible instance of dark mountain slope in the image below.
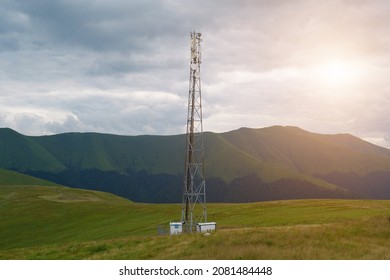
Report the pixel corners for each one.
[1,126,390,202]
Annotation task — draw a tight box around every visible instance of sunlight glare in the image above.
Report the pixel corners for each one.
[319,60,354,86]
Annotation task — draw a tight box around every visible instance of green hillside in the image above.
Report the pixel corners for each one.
[1,126,390,202]
[0,183,389,259]
[0,185,169,250]
[222,126,390,175]
[34,132,185,173]
[0,128,64,171]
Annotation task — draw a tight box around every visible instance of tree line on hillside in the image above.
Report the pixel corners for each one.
[24,169,360,203]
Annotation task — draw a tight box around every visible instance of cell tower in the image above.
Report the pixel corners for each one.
[181,31,207,233]
[169,32,215,235]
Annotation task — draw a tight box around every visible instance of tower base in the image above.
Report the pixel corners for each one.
[169,221,216,235]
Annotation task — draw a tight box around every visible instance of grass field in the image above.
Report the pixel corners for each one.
[1,184,389,259]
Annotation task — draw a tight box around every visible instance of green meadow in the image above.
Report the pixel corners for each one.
[1,182,389,259]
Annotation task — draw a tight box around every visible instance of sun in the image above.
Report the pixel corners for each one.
[308,58,363,97]
[319,60,354,86]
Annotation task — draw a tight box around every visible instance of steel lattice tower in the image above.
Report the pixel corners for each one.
[181,31,207,233]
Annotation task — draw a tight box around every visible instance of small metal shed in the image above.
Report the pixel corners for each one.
[196,222,216,233]
[169,222,183,235]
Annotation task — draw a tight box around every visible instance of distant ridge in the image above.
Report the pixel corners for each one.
[1,126,390,202]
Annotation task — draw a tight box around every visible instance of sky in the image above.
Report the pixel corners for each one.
[1,0,390,147]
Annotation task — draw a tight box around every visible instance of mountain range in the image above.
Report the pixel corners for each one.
[1,125,390,202]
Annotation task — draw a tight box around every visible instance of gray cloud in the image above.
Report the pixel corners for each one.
[1,0,390,147]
